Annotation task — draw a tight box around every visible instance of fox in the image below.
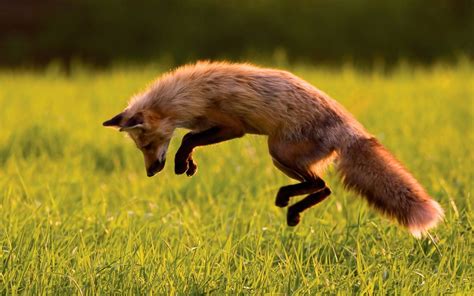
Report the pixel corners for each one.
[103,61,444,238]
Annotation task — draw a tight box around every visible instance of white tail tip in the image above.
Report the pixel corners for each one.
[408,199,444,238]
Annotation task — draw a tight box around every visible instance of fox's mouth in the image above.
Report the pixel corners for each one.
[147,159,166,177]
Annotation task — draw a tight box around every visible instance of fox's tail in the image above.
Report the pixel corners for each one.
[337,137,443,238]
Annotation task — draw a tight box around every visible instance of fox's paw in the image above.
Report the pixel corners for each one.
[287,208,301,227]
[275,189,290,207]
[186,158,197,176]
[175,154,197,176]
[175,157,188,175]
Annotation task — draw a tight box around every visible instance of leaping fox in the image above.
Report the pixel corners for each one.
[103,61,443,237]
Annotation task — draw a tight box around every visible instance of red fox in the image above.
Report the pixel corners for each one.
[103,61,443,237]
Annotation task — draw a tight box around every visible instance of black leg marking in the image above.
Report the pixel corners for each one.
[287,187,331,226]
[175,127,244,176]
[186,157,197,176]
[275,178,326,207]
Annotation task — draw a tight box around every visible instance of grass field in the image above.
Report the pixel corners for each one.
[0,61,472,294]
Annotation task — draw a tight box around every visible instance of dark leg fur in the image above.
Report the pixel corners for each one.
[272,158,332,226]
[175,126,244,176]
[268,137,334,226]
[275,179,326,207]
[287,187,331,226]
[185,156,198,176]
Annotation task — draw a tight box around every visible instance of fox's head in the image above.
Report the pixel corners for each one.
[103,109,174,177]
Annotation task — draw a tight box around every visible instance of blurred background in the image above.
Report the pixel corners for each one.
[1,2,473,293]
[1,0,473,69]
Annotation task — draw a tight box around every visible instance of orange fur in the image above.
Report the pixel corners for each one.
[338,138,443,237]
[105,61,444,237]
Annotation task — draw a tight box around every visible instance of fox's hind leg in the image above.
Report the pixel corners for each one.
[286,188,332,226]
[269,136,334,226]
[175,126,244,176]
[272,158,327,207]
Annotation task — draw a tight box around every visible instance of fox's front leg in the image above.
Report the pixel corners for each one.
[175,132,199,176]
[175,126,244,176]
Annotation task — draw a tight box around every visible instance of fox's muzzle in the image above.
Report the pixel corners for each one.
[147,159,166,177]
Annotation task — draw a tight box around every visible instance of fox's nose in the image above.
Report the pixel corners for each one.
[147,159,166,177]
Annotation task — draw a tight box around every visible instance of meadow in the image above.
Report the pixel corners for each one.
[0,61,472,294]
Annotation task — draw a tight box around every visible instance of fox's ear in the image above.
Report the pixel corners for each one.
[119,112,144,132]
[103,112,124,127]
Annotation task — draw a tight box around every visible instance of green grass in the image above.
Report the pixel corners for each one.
[0,62,472,294]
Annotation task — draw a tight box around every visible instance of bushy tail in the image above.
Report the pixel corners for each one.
[337,137,444,238]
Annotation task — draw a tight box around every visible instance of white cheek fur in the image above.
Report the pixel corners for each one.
[155,141,170,161]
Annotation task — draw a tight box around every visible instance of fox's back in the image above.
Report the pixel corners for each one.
[148,62,365,139]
